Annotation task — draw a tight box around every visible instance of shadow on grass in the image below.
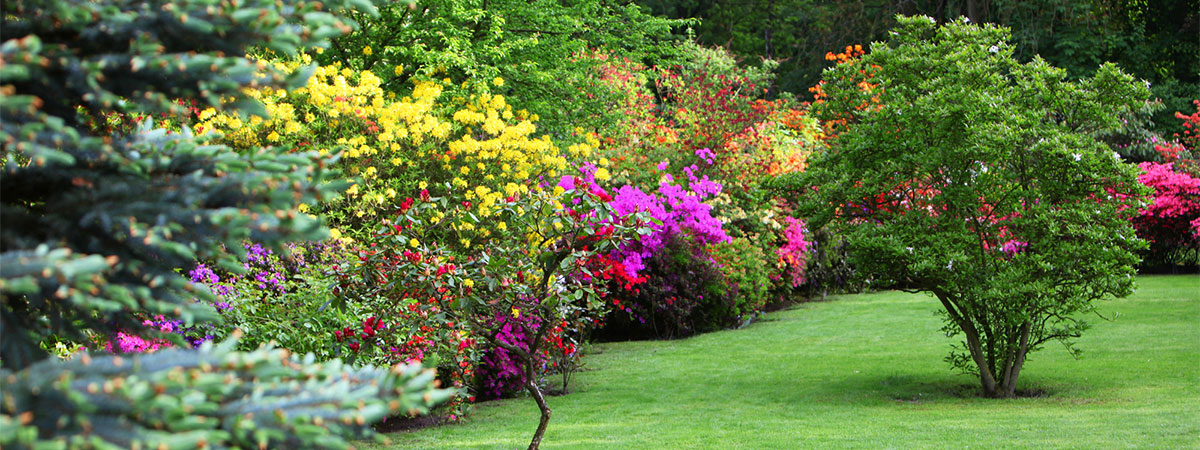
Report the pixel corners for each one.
[811,373,1058,404]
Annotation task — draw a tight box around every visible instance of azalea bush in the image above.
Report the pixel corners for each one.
[540,42,830,343]
[597,232,733,340]
[190,57,581,241]
[1133,162,1200,267]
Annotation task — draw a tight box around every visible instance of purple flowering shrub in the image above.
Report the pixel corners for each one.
[608,164,729,277]
[474,312,545,400]
[179,241,361,360]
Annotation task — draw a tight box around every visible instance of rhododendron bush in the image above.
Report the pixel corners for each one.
[783,16,1151,398]
[339,183,648,448]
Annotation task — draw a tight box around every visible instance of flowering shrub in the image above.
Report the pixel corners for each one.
[776,217,814,288]
[475,312,542,400]
[190,56,576,240]
[1134,162,1200,265]
[338,181,647,444]
[1154,100,1200,176]
[177,241,363,361]
[597,232,733,339]
[709,237,773,318]
[570,42,826,340]
[608,166,730,277]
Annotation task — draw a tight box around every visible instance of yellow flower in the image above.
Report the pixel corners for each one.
[511,307,520,318]
[460,238,471,248]
[463,278,475,288]
[362,46,372,55]
[419,181,428,190]
[497,221,507,231]
[298,203,310,213]
[409,238,419,248]
[493,77,505,87]
[329,228,342,240]
[345,183,359,196]
[393,65,404,75]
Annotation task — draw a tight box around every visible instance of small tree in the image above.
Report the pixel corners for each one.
[784,16,1151,398]
[345,184,648,450]
[1,0,450,445]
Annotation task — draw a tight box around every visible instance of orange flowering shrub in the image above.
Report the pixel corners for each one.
[809,44,882,136]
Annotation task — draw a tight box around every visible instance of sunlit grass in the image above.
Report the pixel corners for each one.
[375,275,1199,449]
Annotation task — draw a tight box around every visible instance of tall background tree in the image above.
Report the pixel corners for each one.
[638,0,1197,137]
[0,0,448,446]
[319,0,692,136]
[779,16,1151,398]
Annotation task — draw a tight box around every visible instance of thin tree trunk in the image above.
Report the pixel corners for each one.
[525,376,552,450]
[1002,322,1032,397]
[934,291,999,396]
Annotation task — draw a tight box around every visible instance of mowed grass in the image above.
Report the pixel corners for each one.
[377,275,1199,449]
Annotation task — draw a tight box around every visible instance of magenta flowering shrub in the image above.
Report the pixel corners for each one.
[103,317,176,354]
[1134,161,1200,265]
[596,232,733,339]
[608,166,730,277]
[776,217,814,288]
[475,312,544,400]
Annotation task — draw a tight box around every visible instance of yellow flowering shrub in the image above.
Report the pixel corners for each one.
[192,54,592,243]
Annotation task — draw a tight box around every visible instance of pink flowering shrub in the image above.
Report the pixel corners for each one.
[776,217,814,288]
[101,314,184,353]
[1134,162,1200,264]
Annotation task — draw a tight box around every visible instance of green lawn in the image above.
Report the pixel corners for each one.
[377,275,1200,449]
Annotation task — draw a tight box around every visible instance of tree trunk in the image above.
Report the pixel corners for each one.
[1000,322,1032,397]
[934,291,999,396]
[525,375,552,450]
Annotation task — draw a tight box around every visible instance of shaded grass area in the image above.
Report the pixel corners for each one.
[377,276,1199,449]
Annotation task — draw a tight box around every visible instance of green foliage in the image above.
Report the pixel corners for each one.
[788,16,1151,397]
[0,336,452,449]
[321,0,691,135]
[710,237,772,318]
[206,243,362,361]
[642,0,1197,135]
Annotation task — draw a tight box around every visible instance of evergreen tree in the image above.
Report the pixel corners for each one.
[0,0,449,446]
